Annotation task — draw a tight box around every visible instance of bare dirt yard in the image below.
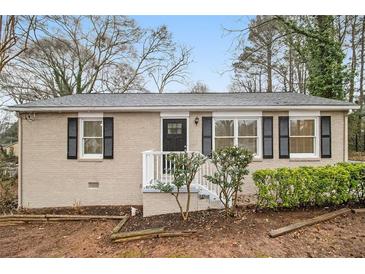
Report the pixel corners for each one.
[0,206,365,258]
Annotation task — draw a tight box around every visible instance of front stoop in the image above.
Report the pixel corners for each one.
[142,190,223,217]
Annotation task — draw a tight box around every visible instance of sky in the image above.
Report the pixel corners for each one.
[131,16,252,92]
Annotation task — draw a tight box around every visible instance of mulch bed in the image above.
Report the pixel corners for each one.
[17,205,142,217]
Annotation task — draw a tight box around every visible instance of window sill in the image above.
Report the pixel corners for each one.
[289,158,321,162]
[78,158,104,162]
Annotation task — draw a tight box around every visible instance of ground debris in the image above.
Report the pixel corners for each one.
[0,206,364,257]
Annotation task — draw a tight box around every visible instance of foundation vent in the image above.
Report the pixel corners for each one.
[88,182,99,189]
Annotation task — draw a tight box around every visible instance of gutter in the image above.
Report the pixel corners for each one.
[6,104,360,113]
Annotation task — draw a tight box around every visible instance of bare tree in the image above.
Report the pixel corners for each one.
[122,26,192,93]
[348,16,359,103]
[190,81,209,93]
[0,16,141,103]
[230,16,291,93]
[149,46,192,93]
[0,16,34,73]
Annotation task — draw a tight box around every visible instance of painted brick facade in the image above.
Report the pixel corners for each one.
[19,110,348,208]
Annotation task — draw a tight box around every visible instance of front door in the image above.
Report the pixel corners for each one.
[162,119,187,173]
[163,119,187,152]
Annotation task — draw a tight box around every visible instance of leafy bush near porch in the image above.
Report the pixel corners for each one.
[152,152,206,221]
[205,146,253,216]
[253,163,365,209]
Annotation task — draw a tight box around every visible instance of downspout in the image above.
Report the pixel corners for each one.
[344,111,349,162]
[17,114,23,208]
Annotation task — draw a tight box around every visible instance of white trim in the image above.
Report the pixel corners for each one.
[160,117,189,152]
[213,111,262,117]
[160,111,189,118]
[78,112,104,118]
[289,116,320,159]
[79,117,104,160]
[18,115,22,208]
[289,110,320,117]
[212,116,262,160]
[8,105,359,113]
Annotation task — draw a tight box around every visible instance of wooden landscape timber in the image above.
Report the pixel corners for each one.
[112,216,129,234]
[0,221,25,227]
[269,208,351,238]
[351,208,365,213]
[112,229,197,243]
[110,227,166,241]
[0,214,127,223]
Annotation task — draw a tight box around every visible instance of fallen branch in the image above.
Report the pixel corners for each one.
[269,208,351,238]
[112,216,129,234]
[111,227,165,241]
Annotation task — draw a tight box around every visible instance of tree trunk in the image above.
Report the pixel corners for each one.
[359,16,365,110]
[349,16,358,103]
[288,39,294,92]
[267,43,273,92]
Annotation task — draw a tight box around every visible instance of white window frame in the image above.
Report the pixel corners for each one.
[79,118,104,159]
[289,116,320,159]
[212,116,262,159]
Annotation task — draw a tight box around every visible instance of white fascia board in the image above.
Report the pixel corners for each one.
[213,111,262,117]
[7,104,360,113]
[78,112,103,118]
[160,111,189,118]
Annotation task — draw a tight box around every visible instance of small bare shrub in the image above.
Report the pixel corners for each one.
[0,180,17,213]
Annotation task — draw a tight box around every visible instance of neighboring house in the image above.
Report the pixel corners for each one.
[8,93,358,216]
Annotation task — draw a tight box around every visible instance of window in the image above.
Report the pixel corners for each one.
[213,118,261,157]
[238,120,257,154]
[80,118,103,159]
[214,120,234,149]
[167,123,182,134]
[289,117,318,158]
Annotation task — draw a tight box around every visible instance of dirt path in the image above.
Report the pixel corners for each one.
[1,207,365,258]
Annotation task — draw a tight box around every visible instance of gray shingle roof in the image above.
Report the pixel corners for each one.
[9,92,357,111]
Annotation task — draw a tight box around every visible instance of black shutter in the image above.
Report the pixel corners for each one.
[321,116,331,158]
[263,116,273,159]
[279,116,290,158]
[103,117,114,159]
[202,117,212,156]
[67,118,78,159]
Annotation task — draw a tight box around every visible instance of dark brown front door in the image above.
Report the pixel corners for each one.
[163,119,187,152]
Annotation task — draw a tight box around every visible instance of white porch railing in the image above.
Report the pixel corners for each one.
[142,150,220,200]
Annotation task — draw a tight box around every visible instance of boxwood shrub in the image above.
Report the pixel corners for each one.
[253,163,365,209]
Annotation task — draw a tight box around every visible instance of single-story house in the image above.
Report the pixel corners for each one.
[8,93,358,216]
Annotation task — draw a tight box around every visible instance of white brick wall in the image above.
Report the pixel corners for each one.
[19,110,348,208]
[21,112,161,208]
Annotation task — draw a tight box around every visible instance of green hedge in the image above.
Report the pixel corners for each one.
[252,163,365,208]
